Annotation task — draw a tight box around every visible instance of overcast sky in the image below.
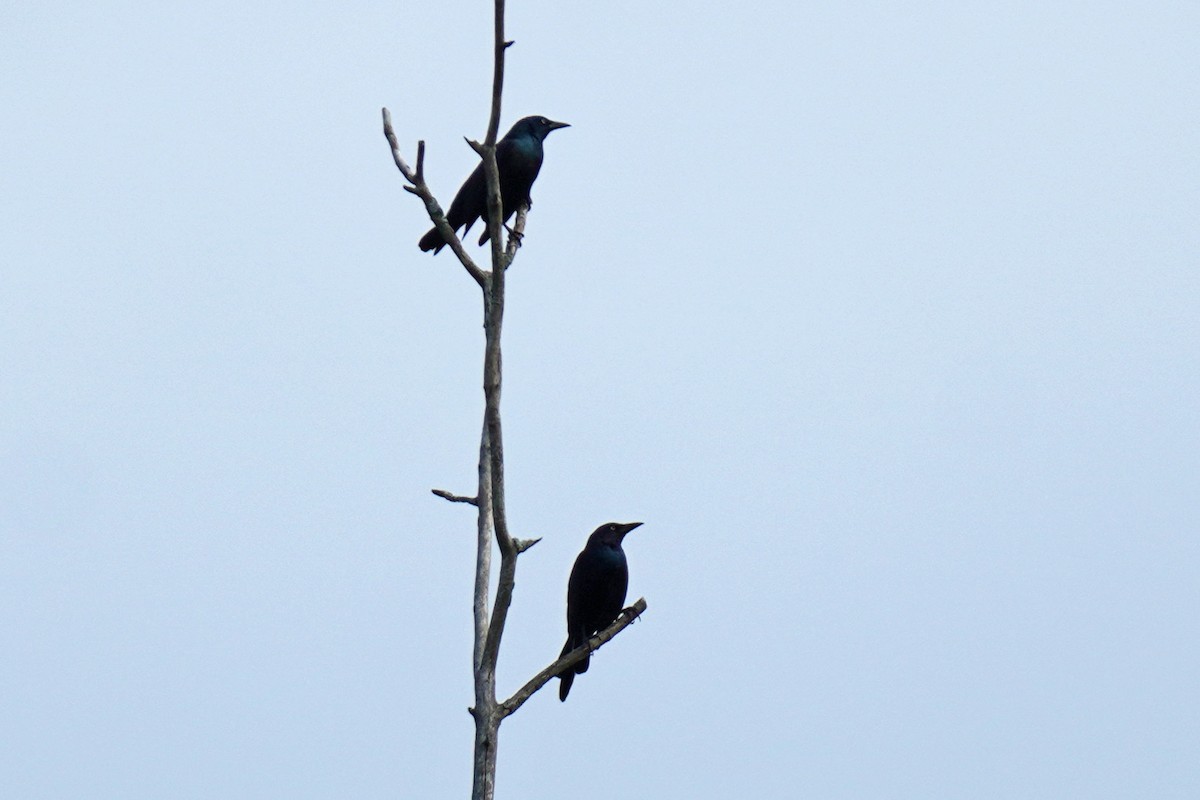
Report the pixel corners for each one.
[2,1,1198,798]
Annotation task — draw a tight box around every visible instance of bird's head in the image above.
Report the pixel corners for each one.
[511,115,570,141]
[589,521,642,547]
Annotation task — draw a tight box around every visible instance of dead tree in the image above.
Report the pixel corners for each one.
[382,3,646,798]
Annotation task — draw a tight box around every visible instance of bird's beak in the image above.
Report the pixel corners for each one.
[617,521,643,538]
[546,120,570,132]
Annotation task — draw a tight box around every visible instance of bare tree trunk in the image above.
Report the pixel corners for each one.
[382,3,647,798]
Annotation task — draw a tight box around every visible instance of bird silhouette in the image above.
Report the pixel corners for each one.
[557,521,641,701]
[418,115,569,253]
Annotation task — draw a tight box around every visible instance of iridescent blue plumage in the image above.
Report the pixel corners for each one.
[557,521,642,701]
[418,115,569,253]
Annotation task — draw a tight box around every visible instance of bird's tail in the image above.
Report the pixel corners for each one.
[556,637,590,702]
[418,226,446,253]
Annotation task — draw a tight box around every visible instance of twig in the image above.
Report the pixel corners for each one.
[513,536,541,554]
[432,488,479,506]
[499,599,648,718]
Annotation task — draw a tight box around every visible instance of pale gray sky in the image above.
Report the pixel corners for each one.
[2,1,1198,798]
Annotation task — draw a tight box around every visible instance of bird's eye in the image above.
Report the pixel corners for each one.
[540,117,549,124]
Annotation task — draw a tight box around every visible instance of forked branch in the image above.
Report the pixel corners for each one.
[381,108,487,288]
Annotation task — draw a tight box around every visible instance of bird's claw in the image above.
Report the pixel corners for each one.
[504,223,524,247]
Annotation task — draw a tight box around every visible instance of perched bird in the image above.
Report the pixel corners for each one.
[557,521,642,702]
[418,115,570,253]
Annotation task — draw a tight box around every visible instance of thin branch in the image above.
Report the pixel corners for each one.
[480,542,515,671]
[476,0,510,276]
[499,599,648,718]
[432,488,478,506]
[381,108,487,289]
[382,107,418,179]
[513,536,541,554]
[503,206,527,269]
[472,420,494,672]
[485,3,506,147]
[482,332,511,552]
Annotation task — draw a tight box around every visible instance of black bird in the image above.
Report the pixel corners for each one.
[418,115,569,253]
[557,521,641,702]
